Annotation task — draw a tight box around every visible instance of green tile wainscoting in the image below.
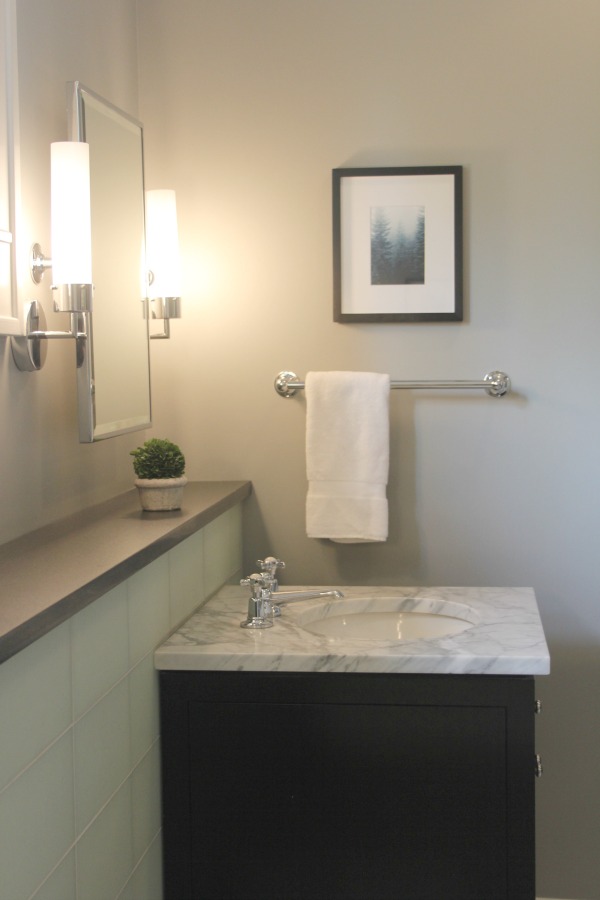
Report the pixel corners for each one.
[0,490,247,900]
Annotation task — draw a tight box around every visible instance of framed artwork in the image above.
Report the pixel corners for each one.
[332,166,463,322]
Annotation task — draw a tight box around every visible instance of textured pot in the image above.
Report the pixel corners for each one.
[135,476,187,511]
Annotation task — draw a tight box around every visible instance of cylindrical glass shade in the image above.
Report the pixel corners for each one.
[50,142,92,285]
[145,189,182,301]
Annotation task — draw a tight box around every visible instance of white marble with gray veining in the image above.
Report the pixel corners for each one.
[154,584,550,675]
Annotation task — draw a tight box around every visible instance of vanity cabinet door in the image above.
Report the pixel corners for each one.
[160,672,535,900]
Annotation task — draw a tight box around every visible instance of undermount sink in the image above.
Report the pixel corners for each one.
[294,597,477,643]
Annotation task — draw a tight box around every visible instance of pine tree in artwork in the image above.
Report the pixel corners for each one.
[371,205,425,285]
[371,208,395,284]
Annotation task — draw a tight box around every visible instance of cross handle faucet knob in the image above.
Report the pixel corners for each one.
[240,573,268,599]
[257,557,285,578]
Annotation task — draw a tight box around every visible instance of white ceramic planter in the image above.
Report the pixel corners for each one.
[135,476,188,511]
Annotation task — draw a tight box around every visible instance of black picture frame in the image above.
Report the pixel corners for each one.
[333,166,463,323]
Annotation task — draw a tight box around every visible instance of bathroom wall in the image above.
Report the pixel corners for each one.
[1,0,598,897]
[0,0,149,545]
[136,2,600,897]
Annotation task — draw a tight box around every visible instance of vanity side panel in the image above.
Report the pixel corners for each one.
[506,675,536,897]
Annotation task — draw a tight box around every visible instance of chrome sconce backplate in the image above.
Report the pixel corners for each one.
[11,300,88,372]
[11,301,48,371]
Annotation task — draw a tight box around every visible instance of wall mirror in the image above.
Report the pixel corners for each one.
[69,81,151,442]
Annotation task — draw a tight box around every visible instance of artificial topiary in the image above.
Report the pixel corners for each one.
[130,438,186,479]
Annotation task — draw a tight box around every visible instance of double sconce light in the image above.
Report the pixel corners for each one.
[11,142,182,371]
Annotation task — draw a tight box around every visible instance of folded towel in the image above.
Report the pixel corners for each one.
[305,371,390,543]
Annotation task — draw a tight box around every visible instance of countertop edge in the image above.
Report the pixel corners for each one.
[0,480,252,665]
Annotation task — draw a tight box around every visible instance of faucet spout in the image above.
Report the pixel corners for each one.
[274,589,344,607]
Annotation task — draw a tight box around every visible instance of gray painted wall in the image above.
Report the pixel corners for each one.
[2,0,598,897]
[0,0,142,546]
[137,2,600,897]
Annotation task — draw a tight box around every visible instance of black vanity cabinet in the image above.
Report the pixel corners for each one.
[159,670,536,900]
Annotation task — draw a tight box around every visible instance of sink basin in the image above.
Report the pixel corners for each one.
[302,610,473,641]
[294,597,477,643]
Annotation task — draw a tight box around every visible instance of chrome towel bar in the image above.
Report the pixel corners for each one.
[274,370,511,398]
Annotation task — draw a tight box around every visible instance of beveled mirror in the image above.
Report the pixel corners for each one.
[68,82,151,442]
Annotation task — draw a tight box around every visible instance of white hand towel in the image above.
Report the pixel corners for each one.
[305,371,390,543]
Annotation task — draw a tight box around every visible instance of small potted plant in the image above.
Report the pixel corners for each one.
[130,438,187,510]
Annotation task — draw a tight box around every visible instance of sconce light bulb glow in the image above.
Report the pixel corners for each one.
[50,142,92,285]
[145,189,181,299]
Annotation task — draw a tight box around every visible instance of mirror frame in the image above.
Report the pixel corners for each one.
[68,81,152,442]
[0,0,21,335]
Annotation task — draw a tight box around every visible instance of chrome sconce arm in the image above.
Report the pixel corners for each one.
[11,299,88,372]
[148,289,181,340]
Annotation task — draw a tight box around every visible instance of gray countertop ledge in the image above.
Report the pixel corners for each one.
[0,480,251,665]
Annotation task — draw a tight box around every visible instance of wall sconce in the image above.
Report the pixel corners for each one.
[145,189,181,339]
[11,141,93,371]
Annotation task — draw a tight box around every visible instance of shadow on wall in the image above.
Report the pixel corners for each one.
[535,644,600,900]
[242,492,273,566]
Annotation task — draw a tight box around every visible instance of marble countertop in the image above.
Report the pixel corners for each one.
[155,584,550,675]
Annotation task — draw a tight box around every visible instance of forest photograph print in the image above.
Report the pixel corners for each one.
[333,166,462,323]
[371,205,425,286]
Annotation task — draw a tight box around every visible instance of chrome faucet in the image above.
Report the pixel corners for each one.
[240,560,344,628]
[270,588,344,616]
[239,574,274,629]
